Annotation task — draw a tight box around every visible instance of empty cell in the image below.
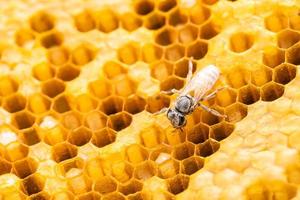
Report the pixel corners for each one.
[12,157,37,178]
[226,67,250,88]
[196,138,220,157]
[201,107,223,125]
[251,66,273,87]
[262,46,285,68]
[117,42,140,65]
[146,94,170,113]
[0,76,18,96]
[19,127,40,146]
[41,79,65,98]
[119,179,143,195]
[94,9,119,33]
[61,111,82,130]
[71,45,95,66]
[2,93,26,113]
[88,78,113,99]
[114,76,137,97]
[108,112,132,131]
[158,0,177,12]
[52,191,75,200]
[238,84,260,105]
[264,12,288,32]
[160,76,184,92]
[167,174,189,195]
[261,82,284,101]
[84,111,107,131]
[52,94,71,113]
[150,60,173,82]
[134,161,157,180]
[11,111,35,130]
[229,32,254,53]
[172,142,194,160]
[126,144,148,164]
[28,94,51,114]
[68,127,92,146]
[94,176,117,194]
[174,58,196,78]
[59,157,84,176]
[75,94,98,113]
[124,95,146,114]
[277,29,300,49]
[52,142,78,162]
[111,161,133,183]
[150,145,171,161]
[0,157,12,175]
[91,127,116,148]
[144,12,166,30]
[215,87,237,107]
[30,11,54,33]
[4,142,28,161]
[47,46,69,65]
[28,191,50,200]
[120,12,142,32]
[187,123,210,144]
[103,193,126,200]
[66,169,92,195]
[178,24,198,44]
[189,5,211,25]
[100,96,123,115]
[103,61,127,79]
[155,27,177,46]
[141,43,163,63]
[168,8,188,26]
[224,102,248,123]
[140,125,164,148]
[165,44,185,61]
[200,20,220,39]
[289,15,300,31]
[182,156,204,175]
[286,43,300,65]
[155,152,179,178]
[40,31,63,48]
[15,28,35,47]
[84,157,105,180]
[186,40,208,59]
[273,63,297,85]
[32,62,55,81]
[42,125,68,146]
[210,121,234,142]
[134,0,154,15]
[57,64,80,81]
[21,173,45,195]
[74,10,95,32]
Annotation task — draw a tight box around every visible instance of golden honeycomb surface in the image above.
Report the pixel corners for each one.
[0,0,300,199]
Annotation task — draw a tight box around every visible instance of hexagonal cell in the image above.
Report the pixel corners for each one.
[32,62,55,81]
[186,40,208,59]
[229,32,254,53]
[0,76,18,96]
[71,44,95,66]
[260,82,284,101]
[11,111,35,130]
[94,9,119,33]
[126,144,148,164]
[155,27,177,46]
[286,42,300,65]
[174,58,196,78]
[0,157,12,175]
[127,192,147,200]
[52,142,78,162]
[89,78,113,99]
[2,93,26,113]
[117,42,139,65]
[189,5,211,25]
[75,94,98,113]
[178,24,198,44]
[154,151,179,179]
[215,87,237,107]
[226,67,250,89]
[74,10,95,32]
[91,127,116,148]
[47,46,69,65]
[187,123,209,145]
[144,12,166,30]
[262,46,285,68]
[68,127,92,146]
[124,95,146,114]
[200,20,220,39]
[238,84,260,105]
[94,176,117,194]
[4,142,29,161]
[28,94,51,114]
[114,76,137,97]
[40,30,63,48]
[77,192,101,200]
[84,111,107,131]
[165,44,185,61]
[210,121,234,142]
[15,28,35,47]
[58,157,84,176]
[120,12,142,32]
[277,29,300,49]
[119,179,143,196]
[12,157,37,178]
[250,66,273,87]
[264,12,288,32]
[134,161,157,180]
[57,64,80,81]
[157,0,177,12]
[134,0,154,15]
[201,106,223,125]
[108,112,132,131]
[20,173,45,195]
[103,61,127,79]
[100,96,123,115]
[224,102,248,123]
[52,94,71,113]
[18,127,41,145]
[52,191,75,200]
[141,43,163,63]
[41,79,65,98]
[273,63,297,85]
[146,94,170,113]
[30,11,54,33]
[181,156,204,175]
[160,76,184,92]
[61,111,82,130]
[168,8,188,26]
[167,174,189,195]
[28,191,50,200]
[111,161,134,183]
[84,157,104,180]
[289,15,300,31]
[140,125,164,148]
[150,60,173,82]
[41,123,68,146]
[66,170,92,195]
[196,138,220,157]
[172,142,194,160]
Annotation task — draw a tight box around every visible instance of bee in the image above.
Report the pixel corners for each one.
[155,58,226,128]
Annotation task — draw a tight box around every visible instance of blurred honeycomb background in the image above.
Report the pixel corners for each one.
[0,0,300,199]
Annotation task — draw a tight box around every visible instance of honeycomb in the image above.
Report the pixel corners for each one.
[0,0,300,199]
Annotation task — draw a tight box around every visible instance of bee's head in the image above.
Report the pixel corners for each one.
[175,95,194,114]
[167,109,187,128]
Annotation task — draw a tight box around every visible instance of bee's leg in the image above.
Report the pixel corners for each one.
[153,107,169,115]
[161,88,180,95]
[201,87,226,101]
[198,103,227,118]
[186,57,194,83]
